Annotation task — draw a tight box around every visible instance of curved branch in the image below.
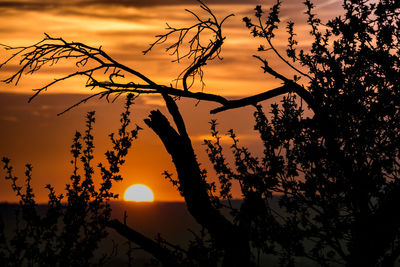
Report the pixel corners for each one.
[265,35,313,81]
[108,219,181,267]
[84,78,316,115]
[85,82,228,104]
[210,83,315,114]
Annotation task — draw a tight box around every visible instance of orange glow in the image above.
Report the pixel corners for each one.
[124,184,154,202]
[0,1,343,203]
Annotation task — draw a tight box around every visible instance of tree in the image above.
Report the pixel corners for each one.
[1,0,400,266]
[0,96,140,266]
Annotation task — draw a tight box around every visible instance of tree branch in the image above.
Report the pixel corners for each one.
[107,219,181,267]
[2,32,317,117]
[83,80,316,115]
[210,83,315,114]
[143,0,233,91]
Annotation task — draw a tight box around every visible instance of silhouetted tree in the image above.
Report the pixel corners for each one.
[232,1,400,266]
[1,0,400,266]
[0,95,139,266]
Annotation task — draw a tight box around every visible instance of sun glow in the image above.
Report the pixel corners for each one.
[124,184,154,202]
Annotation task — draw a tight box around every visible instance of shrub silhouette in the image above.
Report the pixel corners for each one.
[1,95,139,266]
[1,0,400,266]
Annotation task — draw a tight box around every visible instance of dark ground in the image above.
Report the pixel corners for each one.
[0,201,335,267]
[0,201,200,266]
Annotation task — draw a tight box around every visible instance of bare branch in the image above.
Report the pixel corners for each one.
[143,0,233,91]
[1,32,317,117]
[1,35,158,102]
[210,85,291,114]
[57,92,105,116]
[108,219,181,267]
[83,80,316,115]
[1,2,317,118]
[29,65,109,103]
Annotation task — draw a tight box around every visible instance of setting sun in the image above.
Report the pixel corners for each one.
[124,184,154,202]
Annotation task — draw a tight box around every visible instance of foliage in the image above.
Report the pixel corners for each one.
[0,94,140,266]
[206,0,400,266]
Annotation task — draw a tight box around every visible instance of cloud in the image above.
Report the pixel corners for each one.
[1,115,18,122]
[0,0,343,97]
[0,0,260,11]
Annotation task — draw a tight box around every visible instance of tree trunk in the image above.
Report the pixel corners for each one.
[144,93,252,267]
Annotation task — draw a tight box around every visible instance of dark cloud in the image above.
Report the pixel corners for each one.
[0,0,260,11]
[51,8,154,22]
[71,0,261,8]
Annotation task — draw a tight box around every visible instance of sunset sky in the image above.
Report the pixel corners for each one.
[0,0,342,203]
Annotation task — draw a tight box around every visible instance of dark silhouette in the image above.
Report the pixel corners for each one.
[1,0,400,266]
[0,95,140,266]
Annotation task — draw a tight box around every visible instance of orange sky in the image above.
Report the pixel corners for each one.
[0,0,342,202]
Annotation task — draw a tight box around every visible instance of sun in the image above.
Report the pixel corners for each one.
[124,184,154,202]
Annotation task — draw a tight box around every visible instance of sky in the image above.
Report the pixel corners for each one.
[0,0,342,203]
